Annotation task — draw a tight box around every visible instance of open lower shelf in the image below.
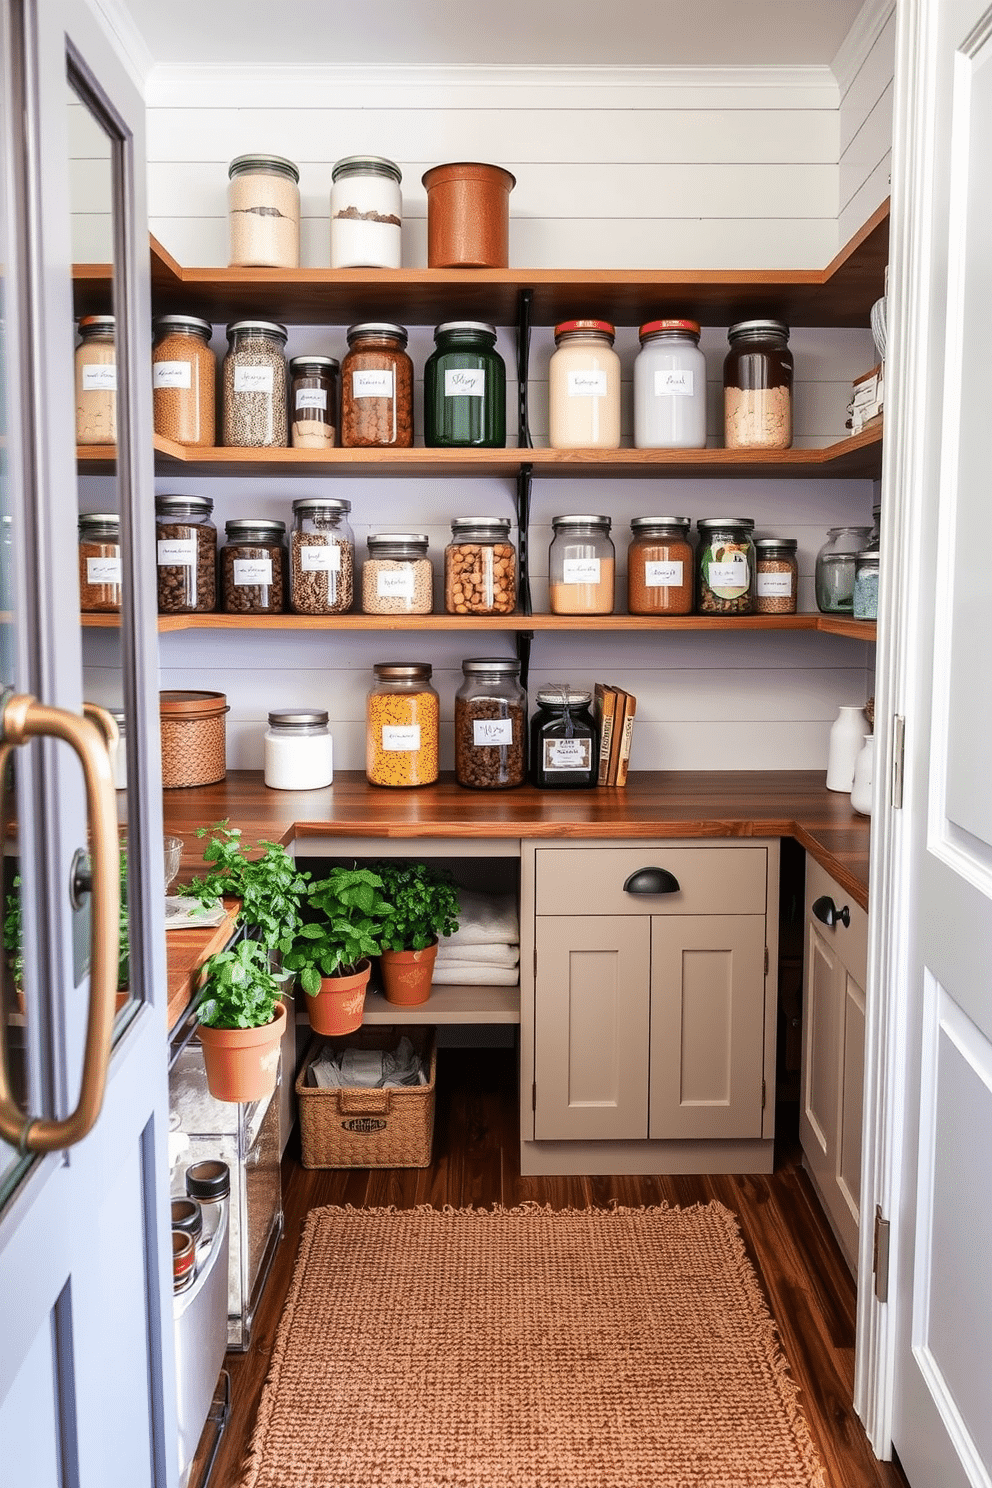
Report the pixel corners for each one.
[293,984,521,1027]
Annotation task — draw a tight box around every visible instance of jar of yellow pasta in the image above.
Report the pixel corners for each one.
[366,662,439,788]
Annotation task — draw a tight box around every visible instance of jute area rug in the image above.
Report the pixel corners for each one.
[241,1202,827,1488]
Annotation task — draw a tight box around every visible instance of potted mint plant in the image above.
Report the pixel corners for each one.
[196,937,287,1102]
[282,866,392,1035]
[186,821,311,958]
[372,860,460,1007]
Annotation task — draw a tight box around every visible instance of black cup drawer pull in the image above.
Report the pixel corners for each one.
[812,894,851,929]
[623,867,681,896]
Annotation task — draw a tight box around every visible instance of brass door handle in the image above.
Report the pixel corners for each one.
[0,693,120,1154]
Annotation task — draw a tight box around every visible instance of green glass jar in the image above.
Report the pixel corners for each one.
[424,321,506,448]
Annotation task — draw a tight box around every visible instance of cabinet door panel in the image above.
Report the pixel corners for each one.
[836,968,866,1248]
[800,922,841,1175]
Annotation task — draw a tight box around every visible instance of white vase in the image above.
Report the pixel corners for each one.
[850,734,875,816]
[826,705,866,792]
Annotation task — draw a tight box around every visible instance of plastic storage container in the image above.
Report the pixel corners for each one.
[723,320,793,449]
[227,153,300,268]
[363,533,433,615]
[75,315,116,445]
[330,155,402,268]
[289,356,338,449]
[366,663,439,788]
[220,519,286,615]
[754,537,798,615]
[156,494,217,615]
[78,512,122,613]
[422,161,515,268]
[549,514,615,615]
[340,323,413,448]
[152,315,216,447]
[454,657,527,790]
[815,526,873,614]
[289,497,354,615]
[626,516,693,615]
[530,687,599,789]
[696,517,756,615]
[548,321,621,449]
[633,320,707,448]
[444,516,516,616]
[222,321,288,448]
[424,322,506,448]
[264,710,333,790]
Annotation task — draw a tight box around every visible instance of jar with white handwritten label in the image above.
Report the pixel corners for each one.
[549,514,615,614]
[424,322,506,447]
[454,657,527,790]
[548,320,620,448]
[633,320,707,448]
[75,315,117,445]
[152,315,216,447]
[222,321,288,447]
[340,323,413,447]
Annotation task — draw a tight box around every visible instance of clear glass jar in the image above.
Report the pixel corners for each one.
[853,550,880,621]
[227,153,300,269]
[289,498,354,615]
[444,516,516,616]
[340,323,413,448]
[75,315,116,445]
[723,319,793,449]
[696,517,756,615]
[222,321,289,448]
[289,356,338,449]
[754,537,798,615]
[454,657,527,790]
[366,663,439,788]
[330,155,402,269]
[152,315,215,447]
[627,516,693,615]
[633,320,707,449]
[221,519,287,615]
[530,687,598,789]
[264,710,333,791]
[424,322,506,448]
[549,514,615,615]
[78,512,122,613]
[363,533,433,615]
[109,707,127,790]
[548,320,621,449]
[814,526,872,614]
[155,494,217,614]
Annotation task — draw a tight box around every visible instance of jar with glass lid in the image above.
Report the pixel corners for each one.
[289,356,338,449]
[330,155,403,268]
[633,320,707,448]
[455,658,527,790]
[221,519,286,614]
[340,323,413,447]
[424,322,506,448]
[444,516,516,615]
[549,514,615,614]
[227,153,300,268]
[548,321,621,449]
[152,315,215,447]
[723,320,793,449]
[696,516,756,615]
[627,517,693,615]
[75,315,116,445]
[289,497,354,615]
[155,494,217,614]
[363,534,433,615]
[530,687,599,790]
[366,663,439,788]
[264,710,333,791]
[814,526,872,613]
[754,537,798,615]
[222,321,288,447]
[78,513,122,613]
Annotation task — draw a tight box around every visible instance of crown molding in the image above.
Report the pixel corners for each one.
[832,0,896,100]
[86,0,155,88]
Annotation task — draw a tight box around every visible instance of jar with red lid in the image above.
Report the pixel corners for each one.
[548,320,620,449]
[633,319,707,448]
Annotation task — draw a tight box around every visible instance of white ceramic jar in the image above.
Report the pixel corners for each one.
[548,320,621,449]
[264,710,333,790]
[850,734,875,815]
[633,319,707,448]
[330,156,402,269]
[825,705,866,792]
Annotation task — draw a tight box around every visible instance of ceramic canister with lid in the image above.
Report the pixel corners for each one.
[633,319,707,448]
[548,321,621,449]
[330,155,403,268]
[421,161,515,268]
[264,710,333,790]
[227,153,300,268]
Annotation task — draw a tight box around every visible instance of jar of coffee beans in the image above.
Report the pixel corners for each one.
[221,519,287,614]
[78,512,122,613]
[340,323,413,448]
[363,533,433,615]
[289,497,354,615]
[222,320,288,447]
[289,356,338,449]
[155,495,217,614]
[454,657,527,790]
[627,517,693,615]
[152,315,215,447]
[754,537,798,614]
[444,516,516,615]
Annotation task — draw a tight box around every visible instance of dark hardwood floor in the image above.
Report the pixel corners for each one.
[194,1045,909,1488]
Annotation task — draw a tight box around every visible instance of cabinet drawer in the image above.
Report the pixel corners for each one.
[805,858,868,982]
[534,846,767,917]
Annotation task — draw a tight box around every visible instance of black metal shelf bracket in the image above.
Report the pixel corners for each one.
[515,630,534,694]
[515,462,533,619]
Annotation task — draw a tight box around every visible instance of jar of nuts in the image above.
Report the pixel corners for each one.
[444,516,516,616]
[366,662,439,788]
[78,512,122,613]
[152,315,216,447]
[155,494,217,614]
[363,533,433,615]
[289,355,338,449]
[289,497,354,615]
[454,657,527,791]
[340,323,413,448]
[222,320,289,448]
[221,519,287,615]
[696,517,755,615]
[754,536,798,614]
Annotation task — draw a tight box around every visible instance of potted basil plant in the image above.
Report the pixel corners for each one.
[196,937,287,1102]
[281,866,392,1035]
[372,860,460,1007]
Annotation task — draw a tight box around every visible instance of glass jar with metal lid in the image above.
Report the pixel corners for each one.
[549,514,615,615]
[264,710,333,791]
[330,155,403,268]
[627,516,693,615]
[696,516,756,615]
[78,513,122,613]
[444,516,516,615]
[424,322,506,448]
[152,315,215,447]
[155,494,217,614]
[289,356,338,449]
[366,663,439,788]
[530,686,599,789]
[853,546,880,621]
[340,323,413,448]
[222,321,288,447]
[75,315,116,445]
[363,533,433,615]
[548,320,621,449]
[814,525,872,614]
[289,497,354,615]
[723,320,793,449]
[455,657,527,790]
[221,519,287,615]
[633,320,707,449]
[753,537,798,615]
[227,153,300,268]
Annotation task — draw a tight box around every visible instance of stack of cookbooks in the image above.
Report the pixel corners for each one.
[593,683,637,787]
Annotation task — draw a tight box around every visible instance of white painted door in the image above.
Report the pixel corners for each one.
[0,3,175,1485]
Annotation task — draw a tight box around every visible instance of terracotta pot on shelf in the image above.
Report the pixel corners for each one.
[380,940,438,1007]
[421,162,515,268]
[305,960,371,1036]
[198,999,287,1103]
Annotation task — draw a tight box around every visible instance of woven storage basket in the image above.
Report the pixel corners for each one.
[296,1025,436,1169]
[160,690,228,788]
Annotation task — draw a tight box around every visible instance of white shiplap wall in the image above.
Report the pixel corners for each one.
[835,0,895,245]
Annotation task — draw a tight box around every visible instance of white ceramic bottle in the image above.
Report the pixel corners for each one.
[850,734,875,815]
[825,705,866,792]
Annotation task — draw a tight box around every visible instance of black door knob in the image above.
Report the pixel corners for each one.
[623,867,681,895]
[812,894,850,929]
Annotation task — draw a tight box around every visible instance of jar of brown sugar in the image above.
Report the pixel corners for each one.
[152,315,216,447]
[444,517,516,615]
[754,537,798,614]
[549,514,615,615]
[626,517,693,615]
[723,320,793,449]
[340,323,413,448]
[78,513,122,613]
[289,355,338,449]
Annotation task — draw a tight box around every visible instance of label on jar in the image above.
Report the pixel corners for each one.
[352,369,394,398]
[234,364,274,394]
[707,559,749,597]
[543,737,592,770]
[757,570,793,597]
[296,388,328,411]
[473,718,513,746]
[153,360,192,389]
[300,545,342,572]
[157,538,196,567]
[383,725,421,751]
[377,567,415,598]
[444,369,486,397]
[645,560,684,586]
[234,558,273,586]
[654,369,694,396]
[567,370,607,398]
[562,558,601,584]
[86,556,121,584]
[82,363,117,391]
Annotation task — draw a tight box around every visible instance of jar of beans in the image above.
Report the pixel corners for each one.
[221,519,287,615]
[627,517,693,615]
[363,533,433,615]
[289,497,354,615]
[696,517,755,616]
[549,514,615,614]
[754,537,798,615]
[548,320,620,449]
[444,516,516,615]
[75,315,116,445]
[366,662,439,788]
[78,512,122,613]
[222,320,289,447]
[455,657,527,790]
[340,323,413,448]
[227,153,300,269]
[289,356,338,449]
[723,320,793,449]
[424,322,506,448]
[155,494,217,614]
[152,315,216,447]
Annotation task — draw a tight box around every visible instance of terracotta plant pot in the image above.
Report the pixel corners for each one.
[198,999,287,1103]
[380,940,438,1007]
[306,960,371,1036]
[421,162,515,268]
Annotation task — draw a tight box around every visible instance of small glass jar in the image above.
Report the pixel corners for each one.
[424,322,506,448]
[340,323,414,448]
[221,519,287,615]
[366,663,439,788]
[549,514,615,615]
[444,517,516,616]
[289,356,338,449]
[363,533,433,615]
[853,547,880,621]
[290,498,354,615]
[264,710,333,791]
[696,517,756,615]
[109,707,127,790]
[222,321,289,448]
[227,153,300,269]
[330,155,403,269]
[530,687,599,789]
[78,513,122,613]
[723,320,793,449]
[814,526,873,614]
[626,517,693,616]
[155,494,217,614]
[75,315,116,445]
[633,320,707,449]
[454,657,527,791]
[548,321,621,449]
[754,537,798,615]
[152,315,216,447]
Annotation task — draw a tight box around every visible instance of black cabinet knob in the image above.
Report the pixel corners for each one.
[623,867,681,895]
[812,894,850,929]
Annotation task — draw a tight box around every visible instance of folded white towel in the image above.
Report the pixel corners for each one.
[431,963,520,986]
[436,941,519,969]
[444,888,518,948]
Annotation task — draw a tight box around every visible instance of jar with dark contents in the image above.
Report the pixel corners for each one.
[696,517,755,615]
[454,657,527,790]
[221,519,287,614]
[424,322,506,448]
[155,494,217,614]
[78,512,122,613]
[754,537,798,614]
[723,320,793,449]
[222,320,288,447]
[626,517,693,615]
[530,687,599,789]
[340,323,413,448]
[289,356,338,449]
[444,516,516,615]
[289,497,354,615]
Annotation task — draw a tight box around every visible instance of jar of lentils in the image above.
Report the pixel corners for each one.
[78,513,122,613]
[633,320,707,448]
[454,658,527,790]
[754,537,798,615]
[549,514,615,615]
[627,517,694,615]
[152,315,215,447]
[221,519,287,615]
[289,356,338,449]
[289,497,354,615]
[696,517,755,616]
[548,320,621,449]
[363,533,433,615]
[330,155,403,269]
[340,323,413,448]
[366,663,439,788]
[424,322,506,448]
[227,153,300,269]
[222,321,288,448]
[155,495,217,614]
[75,315,117,445]
[444,516,516,615]
[723,320,793,449]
